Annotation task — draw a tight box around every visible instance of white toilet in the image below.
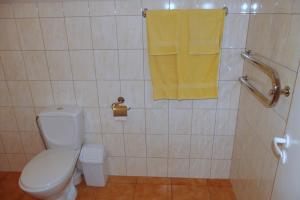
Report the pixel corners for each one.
[19,106,84,200]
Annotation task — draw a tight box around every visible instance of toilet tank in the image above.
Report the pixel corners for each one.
[38,106,84,150]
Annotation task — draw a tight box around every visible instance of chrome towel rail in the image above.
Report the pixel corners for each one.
[240,50,290,108]
[142,6,229,17]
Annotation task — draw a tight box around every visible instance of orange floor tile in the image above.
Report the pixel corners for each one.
[0,172,236,200]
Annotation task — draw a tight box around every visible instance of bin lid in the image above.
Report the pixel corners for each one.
[80,144,105,163]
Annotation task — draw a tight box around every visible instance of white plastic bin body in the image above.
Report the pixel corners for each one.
[79,144,108,187]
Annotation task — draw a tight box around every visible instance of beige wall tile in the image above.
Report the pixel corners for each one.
[38,2,64,17]
[168,158,189,177]
[46,51,73,81]
[126,157,147,176]
[190,136,213,159]
[63,0,89,17]
[121,81,145,108]
[65,17,92,49]
[124,134,146,157]
[0,3,14,18]
[0,81,10,106]
[74,81,98,106]
[0,51,27,80]
[89,0,116,16]
[30,81,54,107]
[103,134,125,156]
[119,50,144,80]
[7,81,33,106]
[14,108,37,131]
[147,158,168,177]
[169,109,192,135]
[192,109,216,135]
[169,134,190,158]
[107,156,126,175]
[0,132,23,154]
[189,159,211,178]
[0,19,20,50]
[117,16,143,49]
[146,134,168,157]
[16,19,44,50]
[23,51,49,80]
[115,0,142,15]
[51,81,76,105]
[20,131,44,154]
[70,50,96,80]
[91,17,117,49]
[6,154,27,171]
[12,2,38,18]
[123,109,145,134]
[100,108,123,134]
[94,50,119,80]
[40,18,68,50]
[146,109,168,134]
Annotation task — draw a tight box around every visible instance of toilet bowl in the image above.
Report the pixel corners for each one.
[19,106,84,200]
[19,149,80,200]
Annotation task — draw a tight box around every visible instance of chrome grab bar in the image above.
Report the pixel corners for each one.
[240,50,290,108]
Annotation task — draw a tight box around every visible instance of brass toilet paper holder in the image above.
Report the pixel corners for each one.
[111,97,131,117]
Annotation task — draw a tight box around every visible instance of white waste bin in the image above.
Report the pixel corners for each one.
[79,144,108,187]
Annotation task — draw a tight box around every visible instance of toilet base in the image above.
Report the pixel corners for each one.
[47,180,77,200]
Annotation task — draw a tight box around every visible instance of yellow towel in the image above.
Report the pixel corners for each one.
[146,9,225,100]
[188,9,225,54]
[147,10,178,99]
[177,9,225,99]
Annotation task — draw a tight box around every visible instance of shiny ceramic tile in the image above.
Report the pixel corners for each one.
[146,134,168,157]
[98,80,121,108]
[124,134,146,157]
[146,109,168,134]
[94,50,119,80]
[123,109,145,134]
[12,2,38,18]
[51,81,76,105]
[40,18,68,50]
[215,110,238,135]
[192,109,216,135]
[120,81,145,108]
[0,3,13,18]
[103,134,125,156]
[220,49,244,81]
[189,159,211,178]
[19,131,44,154]
[115,0,142,15]
[211,159,231,178]
[0,51,27,80]
[190,136,213,159]
[91,16,118,49]
[30,81,54,107]
[212,136,234,159]
[147,158,168,177]
[0,82,10,106]
[7,81,33,106]
[74,81,98,106]
[63,0,89,17]
[119,50,144,80]
[0,108,18,132]
[38,2,64,17]
[100,108,124,134]
[117,16,143,49]
[16,19,44,50]
[0,19,20,50]
[83,108,101,133]
[70,50,96,80]
[89,0,116,16]
[169,109,192,135]
[126,157,147,176]
[167,158,189,178]
[0,132,23,154]
[65,17,92,49]
[46,51,73,81]
[23,51,49,80]
[107,157,126,175]
[14,108,37,131]
[168,135,190,158]
[217,81,241,109]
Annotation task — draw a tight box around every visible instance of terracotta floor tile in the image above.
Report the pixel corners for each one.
[209,186,236,200]
[109,176,137,184]
[172,185,210,200]
[207,179,232,187]
[171,178,207,186]
[76,184,98,200]
[135,184,171,200]
[95,183,136,200]
[137,177,171,185]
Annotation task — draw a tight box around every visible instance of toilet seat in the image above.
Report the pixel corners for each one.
[19,149,80,193]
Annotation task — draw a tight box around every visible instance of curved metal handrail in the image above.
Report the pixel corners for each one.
[240,50,290,108]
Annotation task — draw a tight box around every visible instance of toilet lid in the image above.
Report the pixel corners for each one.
[19,149,79,191]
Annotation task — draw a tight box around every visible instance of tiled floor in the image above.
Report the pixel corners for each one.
[0,172,236,200]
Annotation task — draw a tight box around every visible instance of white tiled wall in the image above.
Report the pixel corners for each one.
[0,0,249,178]
[231,0,300,199]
